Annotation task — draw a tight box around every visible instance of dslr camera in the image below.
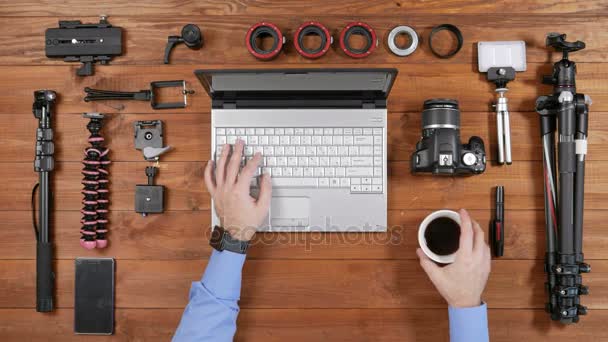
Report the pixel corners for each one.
[411,99,486,175]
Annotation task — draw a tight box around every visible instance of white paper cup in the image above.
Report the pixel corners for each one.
[418,210,461,264]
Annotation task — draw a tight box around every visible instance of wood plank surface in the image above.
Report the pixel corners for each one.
[0,259,606,309]
[0,308,606,342]
[2,15,608,65]
[1,64,608,115]
[1,0,606,340]
[3,160,608,211]
[2,0,607,16]
[3,111,608,162]
[3,209,608,261]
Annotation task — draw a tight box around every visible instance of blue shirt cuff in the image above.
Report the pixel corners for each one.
[202,249,247,301]
[448,303,489,342]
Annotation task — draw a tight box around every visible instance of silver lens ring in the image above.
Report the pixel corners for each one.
[387,26,418,57]
[423,124,459,129]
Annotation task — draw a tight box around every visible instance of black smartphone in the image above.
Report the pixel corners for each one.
[74,258,115,335]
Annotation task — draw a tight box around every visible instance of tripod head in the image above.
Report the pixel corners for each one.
[546,33,585,56]
[542,33,586,92]
[32,90,56,122]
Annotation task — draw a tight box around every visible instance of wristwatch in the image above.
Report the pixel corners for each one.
[209,226,249,254]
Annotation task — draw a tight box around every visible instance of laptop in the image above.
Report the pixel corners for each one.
[195,68,398,232]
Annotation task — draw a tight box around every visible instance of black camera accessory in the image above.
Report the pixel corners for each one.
[134,120,170,216]
[293,21,333,59]
[32,90,57,313]
[74,258,115,335]
[164,24,203,64]
[80,113,111,250]
[135,166,165,216]
[339,22,378,58]
[246,22,285,60]
[491,186,505,257]
[134,120,171,161]
[84,80,194,110]
[428,24,463,59]
[210,226,249,254]
[387,26,419,57]
[410,99,486,176]
[45,15,123,76]
[536,33,591,324]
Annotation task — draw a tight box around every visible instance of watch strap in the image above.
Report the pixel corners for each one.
[210,226,249,254]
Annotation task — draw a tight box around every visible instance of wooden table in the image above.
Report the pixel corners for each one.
[1,1,607,340]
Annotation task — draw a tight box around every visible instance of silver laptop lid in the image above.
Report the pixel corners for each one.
[194,68,398,109]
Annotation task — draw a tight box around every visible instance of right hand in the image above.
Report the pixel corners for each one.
[203,140,272,242]
[416,209,491,308]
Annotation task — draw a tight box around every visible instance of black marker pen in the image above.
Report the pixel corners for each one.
[493,186,505,257]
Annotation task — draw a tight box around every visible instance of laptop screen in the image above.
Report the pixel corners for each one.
[194,68,398,108]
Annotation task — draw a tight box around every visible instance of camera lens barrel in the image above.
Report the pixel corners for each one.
[422,98,460,129]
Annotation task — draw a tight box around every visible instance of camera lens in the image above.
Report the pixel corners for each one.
[422,98,460,130]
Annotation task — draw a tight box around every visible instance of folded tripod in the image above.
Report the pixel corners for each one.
[536,33,591,324]
[32,90,57,312]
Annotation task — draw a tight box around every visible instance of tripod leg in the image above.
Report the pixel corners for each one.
[574,100,589,259]
[541,115,558,318]
[557,94,576,256]
[503,109,512,164]
[496,110,505,164]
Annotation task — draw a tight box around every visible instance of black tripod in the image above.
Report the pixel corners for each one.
[536,33,591,324]
[32,90,57,312]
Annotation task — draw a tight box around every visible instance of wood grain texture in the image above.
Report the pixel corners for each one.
[1,64,608,115]
[2,111,608,162]
[1,0,606,340]
[2,15,608,65]
[0,259,608,309]
[3,160,608,211]
[0,259,605,310]
[2,0,607,16]
[1,308,606,342]
[2,209,608,261]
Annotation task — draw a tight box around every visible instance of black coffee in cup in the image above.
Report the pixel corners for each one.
[424,217,460,256]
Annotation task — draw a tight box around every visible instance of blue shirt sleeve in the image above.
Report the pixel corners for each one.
[172,249,247,342]
[448,303,489,342]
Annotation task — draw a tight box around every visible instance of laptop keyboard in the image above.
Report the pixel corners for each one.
[214,127,384,193]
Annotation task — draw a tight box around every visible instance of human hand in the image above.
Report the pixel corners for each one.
[203,139,272,241]
[416,209,491,308]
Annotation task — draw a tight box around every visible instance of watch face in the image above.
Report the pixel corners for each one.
[209,226,225,250]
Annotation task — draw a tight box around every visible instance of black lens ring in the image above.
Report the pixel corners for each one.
[423,98,459,110]
[297,26,327,55]
[343,26,373,54]
[250,26,279,55]
[428,24,463,59]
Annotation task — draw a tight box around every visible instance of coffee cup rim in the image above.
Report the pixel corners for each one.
[418,210,461,264]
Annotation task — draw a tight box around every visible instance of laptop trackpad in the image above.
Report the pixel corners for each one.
[270,197,310,227]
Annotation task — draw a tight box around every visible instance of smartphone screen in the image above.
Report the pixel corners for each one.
[74,258,115,335]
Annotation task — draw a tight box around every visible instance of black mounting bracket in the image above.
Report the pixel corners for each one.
[45,15,123,76]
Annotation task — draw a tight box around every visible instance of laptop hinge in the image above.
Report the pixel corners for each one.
[363,99,385,109]
[362,102,375,109]
[213,99,237,109]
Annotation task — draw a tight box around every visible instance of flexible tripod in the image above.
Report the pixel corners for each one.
[80,113,111,249]
[536,33,591,324]
[32,90,57,312]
